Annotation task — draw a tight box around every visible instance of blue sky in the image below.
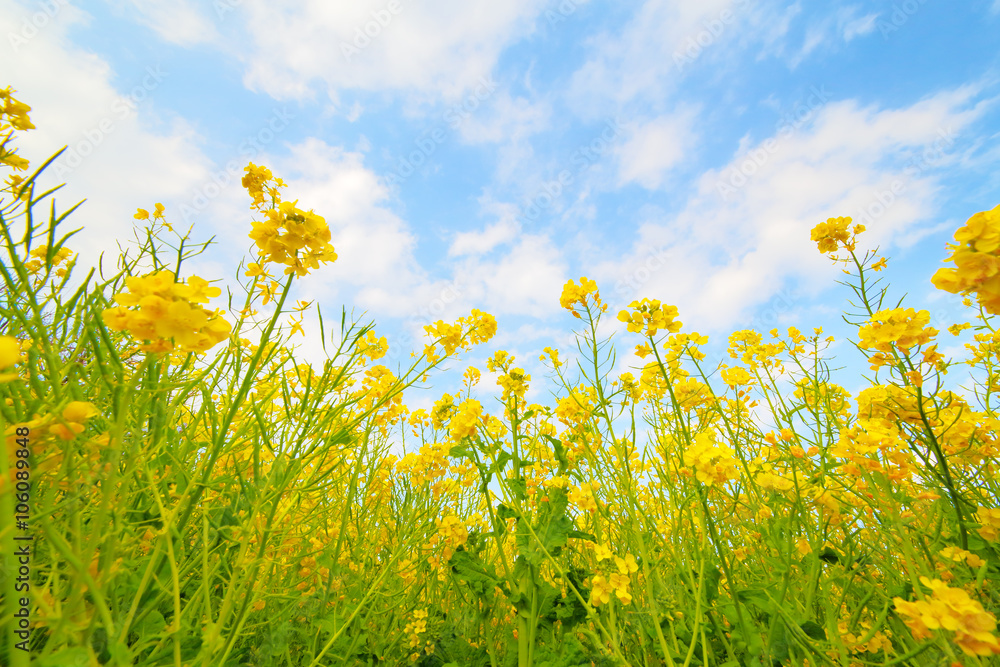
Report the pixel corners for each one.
[4,0,1000,419]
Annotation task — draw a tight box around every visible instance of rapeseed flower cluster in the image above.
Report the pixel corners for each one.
[976,506,1000,541]
[617,298,682,337]
[567,481,600,513]
[727,328,785,372]
[241,162,284,210]
[810,216,863,254]
[49,401,99,441]
[241,162,337,277]
[496,367,530,404]
[102,270,232,354]
[560,276,606,318]
[589,550,639,607]
[0,87,34,171]
[248,200,338,277]
[437,515,469,548]
[682,432,739,487]
[25,245,76,277]
[423,310,497,362]
[0,336,23,382]
[857,307,938,370]
[932,204,1000,313]
[403,609,428,649]
[449,399,482,441]
[356,330,388,363]
[539,346,562,368]
[893,577,1000,657]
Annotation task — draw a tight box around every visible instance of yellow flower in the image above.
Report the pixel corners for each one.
[720,365,752,388]
[796,538,811,556]
[560,277,604,318]
[448,399,482,441]
[894,577,1000,657]
[62,401,98,423]
[932,204,1000,313]
[102,271,231,355]
[810,216,857,254]
[437,516,469,547]
[540,346,562,368]
[610,572,632,605]
[183,276,222,304]
[618,298,682,337]
[568,482,599,513]
[857,307,938,369]
[134,208,150,220]
[0,336,22,369]
[976,507,1000,542]
[589,575,613,607]
[1,88,36,131]
[50,401,98,440]
[497,367,530,403]
[357,330,388,362]
[685,432,739,487]
[593,543,613,562]
[463,366,481,386]
[424,320,462,356]
[243,167,337,276]
[615,554,638,575]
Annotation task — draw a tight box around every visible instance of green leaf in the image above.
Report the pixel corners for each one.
[768,622,789,664]
[493,450,512,474]
[327,428,352,446]
[568,530,596,542]
[736,588,773,615]
[536,515,573,560]
[799,620,826,641]
[448,547,501,598]
[704,566,722,604]
[135,609,167,638]
[542,434,570,472]
[38,648,92,667]
[507,476,527,499]
[890,581,913,601]
[449,444,475,459]
[818,547,840,564]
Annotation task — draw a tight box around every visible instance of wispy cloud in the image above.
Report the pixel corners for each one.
[598,86,985,332]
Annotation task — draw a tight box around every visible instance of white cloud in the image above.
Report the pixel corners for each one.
[449,219,520,257]
[595,87,985,333]
[615,108,699,189]
[233,0,550,103]
[455,89,551,145]
[787,6,878,68]
[453,88,552,183]
[790,22,827,68]
[481,235,567,317]
[842,12,878,41]
[264,138,426,317]
[565,0,783,117]
[0,1,215,274]
[346,102,364,122]
[451,234,568,318]
[112,0,217,46]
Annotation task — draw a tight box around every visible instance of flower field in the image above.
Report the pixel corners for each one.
[3,86,1000,667]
